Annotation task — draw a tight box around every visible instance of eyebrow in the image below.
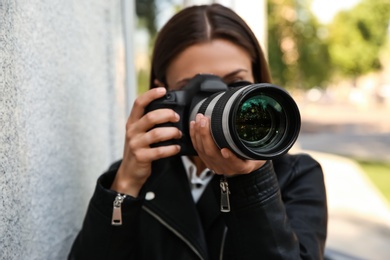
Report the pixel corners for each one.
[174,69,249,88]
[221,69,248,80]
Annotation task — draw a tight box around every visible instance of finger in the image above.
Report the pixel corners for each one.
[127,109,179,138]
[220,148,243,162]
[136,145,181,161]
[191,114,206,153]
[134,108,180,133]
[128,87,167,123]
[195,114,219,156]
[221,148,232,159]
[131,127,182,148]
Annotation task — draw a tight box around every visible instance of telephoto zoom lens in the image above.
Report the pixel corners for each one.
[191,83,301,160]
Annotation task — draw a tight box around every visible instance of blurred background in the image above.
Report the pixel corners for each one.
[1,0,389,259]
[134,0,390,259]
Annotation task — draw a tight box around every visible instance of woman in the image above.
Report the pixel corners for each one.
[69,4,327,259]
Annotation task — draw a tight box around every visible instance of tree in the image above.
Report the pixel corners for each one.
[327,0,390,80]
[136,0,158,37]
[267,0,331,90]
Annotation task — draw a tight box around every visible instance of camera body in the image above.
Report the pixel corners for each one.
[145,74,301,160]
[145,74,227,155]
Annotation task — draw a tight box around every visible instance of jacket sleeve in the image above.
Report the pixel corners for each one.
[222,154,327,260]
[68,162,144,260]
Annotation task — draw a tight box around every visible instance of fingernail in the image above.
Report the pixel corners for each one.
[222,150,230,158]
[200,118,206,127]
[156,87,166,93]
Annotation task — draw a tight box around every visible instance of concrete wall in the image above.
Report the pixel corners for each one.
[0,0,131,259]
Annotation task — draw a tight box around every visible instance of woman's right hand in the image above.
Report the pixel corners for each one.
[111,87,182,197]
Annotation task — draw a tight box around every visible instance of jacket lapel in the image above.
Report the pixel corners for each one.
[142,157,209,259]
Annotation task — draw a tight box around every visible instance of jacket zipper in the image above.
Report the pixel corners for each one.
[142,205,205,260]
[111,193,126,226]
[219,226,228,260]
[220,176,231,212]
[219,176,229,259]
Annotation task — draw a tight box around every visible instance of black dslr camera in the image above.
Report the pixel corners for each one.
[145,74,300,160]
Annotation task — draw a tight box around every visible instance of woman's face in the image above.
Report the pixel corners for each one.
[165,39,254,91]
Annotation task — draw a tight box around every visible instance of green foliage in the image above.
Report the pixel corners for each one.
[267,0,331,89]
[136,0,157,36]
[327,0,390,78]
[137,69,150,94]
[135,0,390,91]
[357,160,390,203]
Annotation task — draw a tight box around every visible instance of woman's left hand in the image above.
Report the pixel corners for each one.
[189,113,266,176]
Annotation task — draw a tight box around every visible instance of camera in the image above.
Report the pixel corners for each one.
[145,74,301,160]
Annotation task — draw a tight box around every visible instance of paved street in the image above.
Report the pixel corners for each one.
[297,102,390,162]
[294,102,390,260]
[298,132,390,162]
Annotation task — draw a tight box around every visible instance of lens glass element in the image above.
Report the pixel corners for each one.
[235,94,285,148]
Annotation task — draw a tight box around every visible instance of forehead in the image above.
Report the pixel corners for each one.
[166,39,252,87]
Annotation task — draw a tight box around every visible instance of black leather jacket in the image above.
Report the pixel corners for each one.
[69,153,327,259]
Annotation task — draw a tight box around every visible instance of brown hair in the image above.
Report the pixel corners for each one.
[149,4,271,89]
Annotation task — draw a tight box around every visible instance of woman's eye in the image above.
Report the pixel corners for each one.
[226,78,243,85]
[226,78,253,88]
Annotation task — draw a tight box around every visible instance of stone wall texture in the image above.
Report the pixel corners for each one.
[0,0,129,259]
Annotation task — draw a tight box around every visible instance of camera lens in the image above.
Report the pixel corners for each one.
[198,83,300,160]
[235,94,285,148]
